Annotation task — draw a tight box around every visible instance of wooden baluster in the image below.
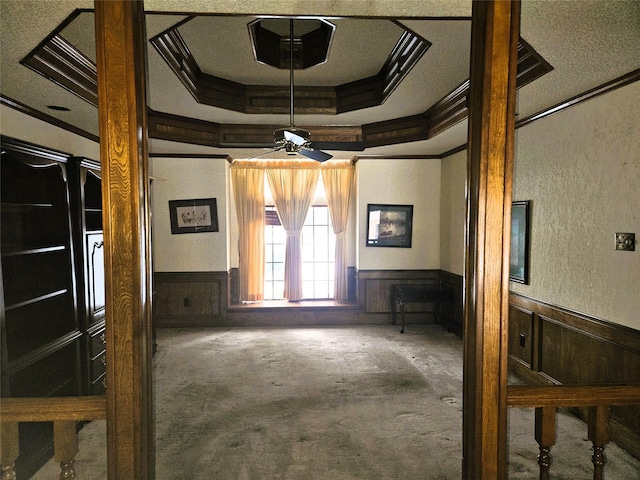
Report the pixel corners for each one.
[0,422,19,480]
[54,420,78,479]
[535,406,556,480]
[588,405,610,480]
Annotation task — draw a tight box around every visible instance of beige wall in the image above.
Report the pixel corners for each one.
[0,104,99,159]
[440,149,467,276]
[356,158,441,270]
[150,156,229,272]
[511,81,640,329]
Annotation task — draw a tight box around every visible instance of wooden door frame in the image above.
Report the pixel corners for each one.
[95,1,519,478]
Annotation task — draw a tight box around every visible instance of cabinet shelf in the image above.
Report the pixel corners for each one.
[4,288,68,311]
[1,202,54,209]
[1,245,66,258]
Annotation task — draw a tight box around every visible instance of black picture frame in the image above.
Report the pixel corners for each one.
[509,200,530,284]
[169,198,218,234]
[366,204,413,248]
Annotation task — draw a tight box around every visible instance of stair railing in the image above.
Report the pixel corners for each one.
[0,396,106,479]
[507,384,640,480]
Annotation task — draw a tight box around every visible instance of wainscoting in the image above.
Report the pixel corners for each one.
[508,293,640,460]
[153,269,464,332]
[153,271,230,327]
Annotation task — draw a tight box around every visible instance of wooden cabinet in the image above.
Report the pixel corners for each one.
[68,157,106,395]
[0,137,105,478]
[1,137,82,477]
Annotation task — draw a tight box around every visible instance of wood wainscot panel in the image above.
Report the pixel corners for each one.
[356,270,441,325]
[153,272,230,327]
[509,293,640,460]
[439,270,463,338]
[508,304,534,369]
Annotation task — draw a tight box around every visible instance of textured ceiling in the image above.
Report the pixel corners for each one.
[1,0,639,160]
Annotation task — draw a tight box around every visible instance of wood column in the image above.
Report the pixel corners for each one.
[94,1,155,478]
[463,1,520,479]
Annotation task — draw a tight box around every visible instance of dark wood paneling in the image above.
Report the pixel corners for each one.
[153,271,230,327]
[508,304,534,369]
[509,292,640,460]
[440,271,464,338]
[357,269,445,326]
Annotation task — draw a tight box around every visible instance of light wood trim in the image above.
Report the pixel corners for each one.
[463,1,520,478]
[507,385,640,408]
[0,396,107,422]
[94,1,154,478]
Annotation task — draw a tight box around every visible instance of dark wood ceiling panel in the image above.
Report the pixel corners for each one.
[362,114,429,148]
[148,110,220,147]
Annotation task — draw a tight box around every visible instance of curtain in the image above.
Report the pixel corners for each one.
[231,162,265,302]
[321,161,355,301]
[266,160,320,301]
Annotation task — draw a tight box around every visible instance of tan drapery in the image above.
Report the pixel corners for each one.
[321,161,355,301]
[266,160,320,301]
[231,162,265,302]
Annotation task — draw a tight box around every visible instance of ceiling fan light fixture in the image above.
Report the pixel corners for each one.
[274,127,310,145]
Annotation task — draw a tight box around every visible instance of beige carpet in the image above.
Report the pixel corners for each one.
[34,324,640,479]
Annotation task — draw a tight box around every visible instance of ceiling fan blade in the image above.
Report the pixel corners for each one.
[299,148,333,163]
[245,146,283,160]
[283,130,308,147]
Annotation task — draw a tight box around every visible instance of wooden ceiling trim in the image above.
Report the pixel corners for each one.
[379,25,432,101]
[361,113,429,147]
[148,110,220,147]
[420,38,552,140]
[244,85,337,115]
[335,76,384,113]
[147,110,364,149]
[20,35,98,107]
[150,18,427,115]
[149,25,201,101]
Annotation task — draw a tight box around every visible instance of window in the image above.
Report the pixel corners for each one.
[264,206,286,300]
[302,205,335,299]
[264,178,335,300]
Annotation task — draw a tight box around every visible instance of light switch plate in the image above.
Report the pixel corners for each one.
[615,233,635,251]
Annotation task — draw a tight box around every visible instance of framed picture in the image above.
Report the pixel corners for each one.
[366,204,413,248]
[509,200,530,284]
[169,198,218,234]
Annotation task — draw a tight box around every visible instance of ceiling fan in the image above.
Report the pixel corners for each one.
[254,19,333,162]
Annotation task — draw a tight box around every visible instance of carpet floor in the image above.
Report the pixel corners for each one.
[33,324,640,479]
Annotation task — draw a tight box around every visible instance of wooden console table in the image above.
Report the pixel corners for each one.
[390,284,445,333]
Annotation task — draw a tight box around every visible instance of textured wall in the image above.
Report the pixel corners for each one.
[511,82,640,329]
[0,104,99,159]
[151,157,229,272]
[146,0,471,17]
[357,158,441,270]
[440,150,467,276]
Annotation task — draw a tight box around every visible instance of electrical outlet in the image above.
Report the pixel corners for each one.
[615,233,635,251]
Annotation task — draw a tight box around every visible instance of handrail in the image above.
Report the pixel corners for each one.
[1,396,107,479]
[507,384,640,407]
[0,395,107,422]
[506,384,640,480]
